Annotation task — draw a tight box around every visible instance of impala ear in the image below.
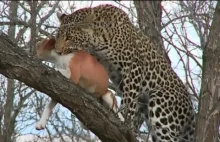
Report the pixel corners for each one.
[56,12,66,23]
[36,39,48,50]
[44,37,56,50]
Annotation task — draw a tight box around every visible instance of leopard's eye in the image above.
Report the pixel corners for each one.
[66,36,70,41]
[64,36,67,40]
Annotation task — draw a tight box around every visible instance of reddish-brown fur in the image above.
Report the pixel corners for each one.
[36,37,110,98]
[68,50,109,97]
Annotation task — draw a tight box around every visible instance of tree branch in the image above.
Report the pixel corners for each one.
[0,32,136,142]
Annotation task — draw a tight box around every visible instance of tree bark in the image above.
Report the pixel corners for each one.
[133,1,171,64]
[29,1,37,55]
[3,1,17,142]
[195,2,220,142]
[0,32,136,142]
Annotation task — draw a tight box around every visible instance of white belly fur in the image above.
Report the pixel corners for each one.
[50,50,74,79]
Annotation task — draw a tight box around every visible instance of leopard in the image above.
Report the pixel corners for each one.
[54,4,196,142]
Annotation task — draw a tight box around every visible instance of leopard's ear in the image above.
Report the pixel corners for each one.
[73,10,96,28]
[76,13,96,35]
[56,12,66,23]
[84,12,96,23]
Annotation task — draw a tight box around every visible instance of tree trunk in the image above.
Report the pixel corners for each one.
[195,2,220,142]
[29,1,37,55]
[0,33,137,142]
[133,1,171,64]
[3,1,17,142]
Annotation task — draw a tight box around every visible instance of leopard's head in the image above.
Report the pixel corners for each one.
[55,11,96,54]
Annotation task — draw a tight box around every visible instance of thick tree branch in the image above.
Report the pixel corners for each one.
[0,32,136,142]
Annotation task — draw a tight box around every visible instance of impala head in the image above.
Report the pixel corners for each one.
[35,37,56,59]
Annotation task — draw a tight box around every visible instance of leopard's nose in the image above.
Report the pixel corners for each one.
[54,48,62,54]
[56,51,62,55]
